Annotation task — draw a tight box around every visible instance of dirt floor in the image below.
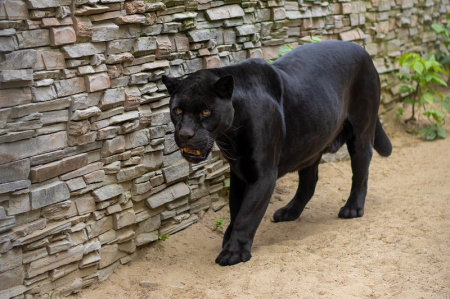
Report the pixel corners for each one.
[75,113,450,299]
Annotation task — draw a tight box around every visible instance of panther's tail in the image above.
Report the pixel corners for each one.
[374,118,392,157]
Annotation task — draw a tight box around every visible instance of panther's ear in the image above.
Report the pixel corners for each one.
[214,75,234,99]
[162,75,179,96]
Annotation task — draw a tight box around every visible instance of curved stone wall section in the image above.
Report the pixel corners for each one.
[0,0,447,297]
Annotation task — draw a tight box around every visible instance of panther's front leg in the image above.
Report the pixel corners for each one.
[216,170,277,266]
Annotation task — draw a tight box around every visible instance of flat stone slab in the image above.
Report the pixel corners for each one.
[30,181,70,209]
[205,4,245,21]
[92,184,124,202]
[146,182,190,209]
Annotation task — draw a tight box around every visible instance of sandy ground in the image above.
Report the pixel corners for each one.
[75,116,450,299]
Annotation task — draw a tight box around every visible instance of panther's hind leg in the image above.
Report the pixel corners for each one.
[273,158,320,222]
[339,58,380,218]
[338,132,373,218]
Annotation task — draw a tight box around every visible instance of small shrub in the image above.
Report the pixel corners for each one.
[303,35,323,43]
[396,53,450,140]
[214,218,225,230]
[154,233,169,252]
[157,233,169,241]
[277,44,295,57]
[266,36,322,63]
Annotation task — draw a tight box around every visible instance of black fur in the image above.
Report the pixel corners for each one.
[162,40,392,266]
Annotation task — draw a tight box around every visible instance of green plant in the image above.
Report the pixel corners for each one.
[214,218,225,230]
[431,14,450,67]
[304,35,323,43]
[432,15,450,48]
[266,36,322,63]
[154,233,169,252]
[277,44,294,57]
[157,233,169,241]
[432,24,450,52]
[396,52,450,140]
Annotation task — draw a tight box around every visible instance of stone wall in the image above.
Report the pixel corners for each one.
[0,0,447,297]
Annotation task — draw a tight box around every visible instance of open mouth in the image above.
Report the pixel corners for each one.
[183,147,202,156]
[181,147,210,162]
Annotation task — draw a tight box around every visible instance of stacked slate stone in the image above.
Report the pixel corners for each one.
[362,0,447,107]
[0,0,447,297]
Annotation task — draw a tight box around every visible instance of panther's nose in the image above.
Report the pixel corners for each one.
[178,128,195,143]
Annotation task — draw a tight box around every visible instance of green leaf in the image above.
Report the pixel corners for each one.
[424,59,433,72]
[432,76,448,87]
[427,54,437,62]
[436,125,447,139]
[399,53,418,67]
[442,101,450,113]
[425,109,445,124]
[434,109,445,118]
[397,72,411,80]
[399,85,413,94]
[421,92,436,104]
[441,55,450,65]
[423,71,447,86]
[224,179,230,188]
[432,23,445,34]
[309,36,322,43]
[413,61,424,74]
[426,130,437,140]
[432,113,442,124]
[432,65,448,76]
[278,45,294,57]
[157,234,169,241]
[419,127,437,141]
[426,131,437,140]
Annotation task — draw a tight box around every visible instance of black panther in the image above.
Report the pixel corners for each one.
[162,40,392,266]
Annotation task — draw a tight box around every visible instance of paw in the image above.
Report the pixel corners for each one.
[273,207,300,222]
[338,206,364,218]
[215,249,252,266]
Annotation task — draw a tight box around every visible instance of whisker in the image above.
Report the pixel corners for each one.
[215,140,232,151]
[219,151,236,161]
[218,132,237,152]
[216,143,236,161]
[230,125,243,132]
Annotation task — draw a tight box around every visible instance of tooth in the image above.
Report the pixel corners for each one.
[196,150,201,156]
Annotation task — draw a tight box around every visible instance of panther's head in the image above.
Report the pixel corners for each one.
[162,71,235,163]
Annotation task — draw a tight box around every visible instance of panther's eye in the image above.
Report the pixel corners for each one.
[202,109,211,116]
[175,108,183,115]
